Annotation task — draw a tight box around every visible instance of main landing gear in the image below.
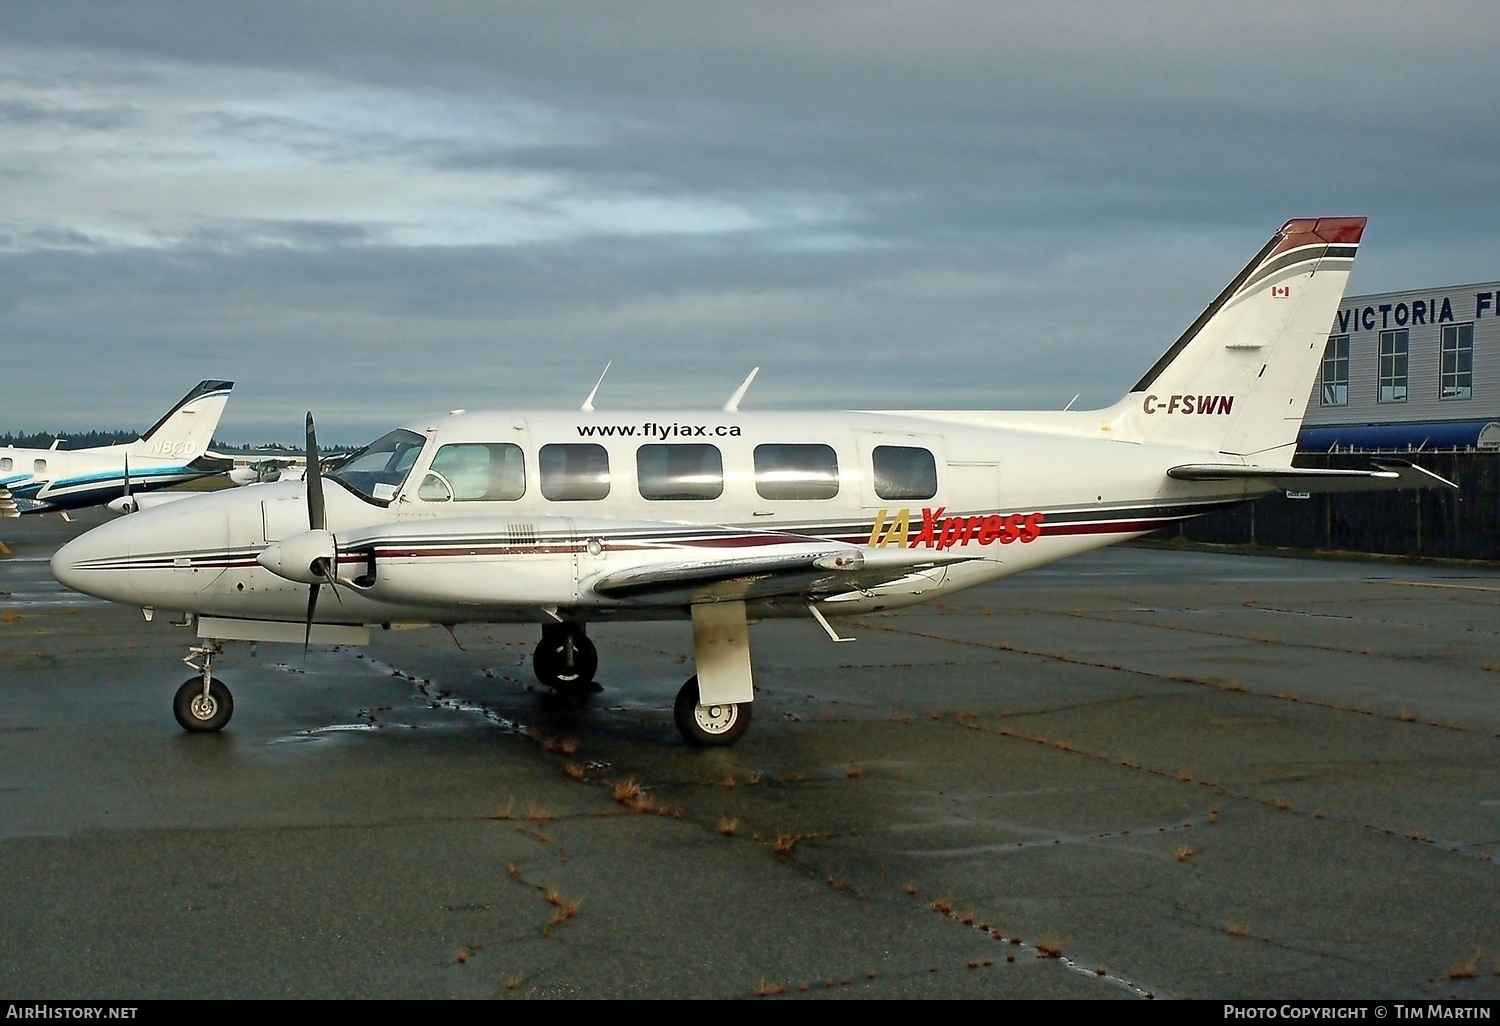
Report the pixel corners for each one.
[174,640,233,732]
[533,622,601,697]
[529,606,756,747]
[674,675,752,747]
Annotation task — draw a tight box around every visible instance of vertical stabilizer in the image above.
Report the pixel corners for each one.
[1109,218,1365,465]
[127,380,235,460]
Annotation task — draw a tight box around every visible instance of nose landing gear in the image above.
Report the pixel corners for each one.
[174,640,233,732]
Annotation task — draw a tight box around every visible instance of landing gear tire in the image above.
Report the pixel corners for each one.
[173,676,233,732]
[674,675,751,748]
[533,626,600,695]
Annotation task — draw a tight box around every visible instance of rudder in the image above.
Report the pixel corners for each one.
[128,380,235,460]
[1109,218,1365,464]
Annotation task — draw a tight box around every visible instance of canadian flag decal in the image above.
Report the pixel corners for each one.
[1271,285,1291,299]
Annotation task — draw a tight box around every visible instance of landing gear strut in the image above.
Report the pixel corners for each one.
[174,640,233,732]
[533,623,600,696]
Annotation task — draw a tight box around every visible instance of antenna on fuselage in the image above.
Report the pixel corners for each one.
[723,367,759,412]
[581,361,612,412]
[1063,394,1080,411]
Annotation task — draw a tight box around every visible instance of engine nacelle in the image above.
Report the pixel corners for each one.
[337,516,582,608]
[257,529,337,585]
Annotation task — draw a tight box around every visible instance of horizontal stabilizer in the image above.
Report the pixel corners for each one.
[1168,459,1457,493]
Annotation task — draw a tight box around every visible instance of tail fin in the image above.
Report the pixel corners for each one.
[1108,217,1365,464]
[127,380,234,460]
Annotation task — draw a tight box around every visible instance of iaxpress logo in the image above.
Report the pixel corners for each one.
[868,506,1045,550]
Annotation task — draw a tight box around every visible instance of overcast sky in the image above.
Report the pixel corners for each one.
[2,2,1497,442]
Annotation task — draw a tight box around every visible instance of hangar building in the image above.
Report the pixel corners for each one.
[1298,280,1500,452]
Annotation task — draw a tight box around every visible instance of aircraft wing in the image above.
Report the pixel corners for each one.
[341,516,979,610]
[588,545,978,606]
[0,487,50,517]
[1167,459,1457,493]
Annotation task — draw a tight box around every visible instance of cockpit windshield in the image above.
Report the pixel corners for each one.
[328,428,426,505]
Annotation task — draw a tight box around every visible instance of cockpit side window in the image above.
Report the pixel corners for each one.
[419,443,526,502]
[540,443,610,501]
[328,428,426,504]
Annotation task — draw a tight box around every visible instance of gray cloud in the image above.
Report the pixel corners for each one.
[0,2,1496,442]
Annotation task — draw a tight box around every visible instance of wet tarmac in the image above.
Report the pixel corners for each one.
[2,511,1499,999]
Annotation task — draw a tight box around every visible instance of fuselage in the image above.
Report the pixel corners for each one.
[51,406,1261,626]
[2,379,235,517]
[0,443,222,515]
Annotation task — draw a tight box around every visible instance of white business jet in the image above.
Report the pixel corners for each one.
[50,218,1453,746]
[1,380,235,518]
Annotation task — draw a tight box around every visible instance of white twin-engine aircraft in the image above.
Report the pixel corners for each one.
[51,218,1454,746]
[1,380,234,518]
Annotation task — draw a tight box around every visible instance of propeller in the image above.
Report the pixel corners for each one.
[121,454,135,514]
[302,412,341,652]
[254,413,340,653]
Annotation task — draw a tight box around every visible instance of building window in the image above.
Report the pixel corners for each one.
[754,444,839,500]
[1378,329,1408,403]
[418,443,525,502]
[1320,335,1349,406]
[637,444,723,500]
[1440,322,1473,400]
[539,443,610,501]
[872,445,938,500]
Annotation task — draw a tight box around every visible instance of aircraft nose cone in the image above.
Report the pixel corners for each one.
[49,539,80,591]
[51,525,127,602]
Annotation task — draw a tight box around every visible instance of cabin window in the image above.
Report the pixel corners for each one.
[872,445,937,500]
[1320,335,1349,406]
[753,443,839,500]
[328,428,426,504]
[637,444,723,501]
[1440,323,1473,400]
[540,443,611,501]
[33,459,46,474]
[418,443,525,502]
[0,458,10,472]
[1378,329,1408,403]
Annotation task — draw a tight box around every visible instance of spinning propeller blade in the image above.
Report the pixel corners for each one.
[306,413,325,532]
[120,455,134,514]
[305,580,320,654]
[302,412,336,652]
